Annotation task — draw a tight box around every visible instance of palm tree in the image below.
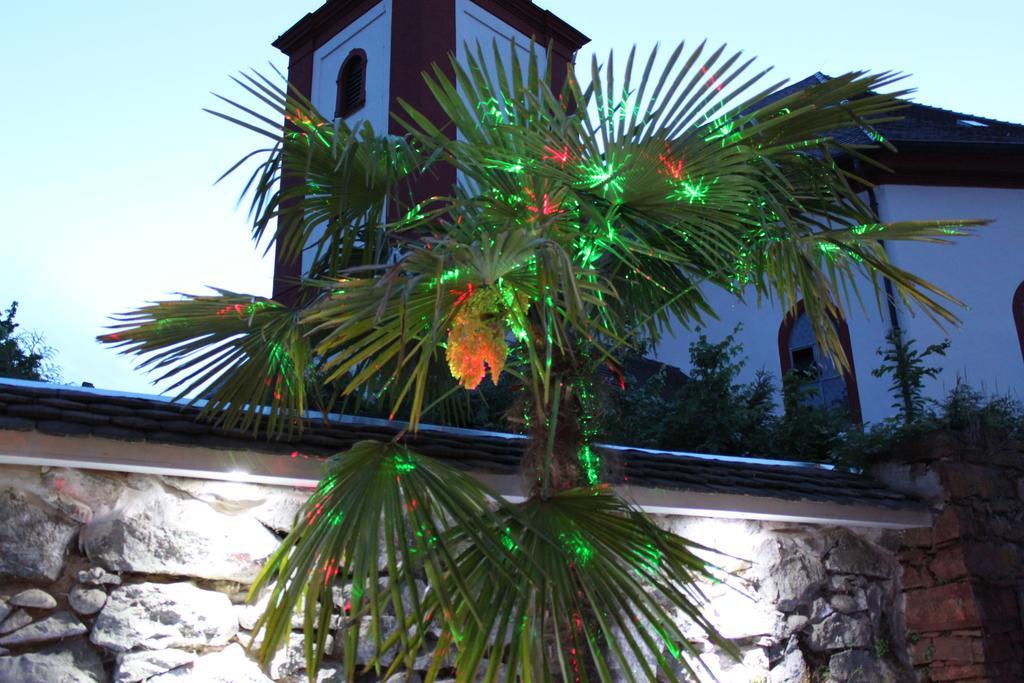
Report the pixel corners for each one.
[102,41,981,682]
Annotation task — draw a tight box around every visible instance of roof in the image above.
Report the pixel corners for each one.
[0,378,926,525]
[274,0,590,56]
[771,72,1024,148]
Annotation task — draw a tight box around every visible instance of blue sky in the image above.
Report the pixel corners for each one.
[1,0,1020,394]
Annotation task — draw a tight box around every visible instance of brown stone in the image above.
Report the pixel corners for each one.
[963,542,1023,582]
[926,662,987,682]
[900,526,936,549]
[931,507,964,545]
[942,462,1015,501]
[930,635,976,663]
[929,547,968,582]
[904,582,980,632]
[909,637,934,666]
[900,563,932,589]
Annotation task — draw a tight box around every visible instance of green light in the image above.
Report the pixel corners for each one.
[635,542,663,576]
[851,223,884,235]
[578,445,600,486]
[581,159,626,197]
[669,177,712,205]
[394,452,416,473]
[429,267,464,287]
[501,527,519,553]
[559,530,593,566]
[703,114,740,146]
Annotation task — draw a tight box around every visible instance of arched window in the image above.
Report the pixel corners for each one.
[778,302,862,421]
[1014,281,1024,364]
[335,49,367,119]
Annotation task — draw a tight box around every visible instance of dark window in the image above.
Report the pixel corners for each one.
[778,302,862,421]
[335,50,367,119]
[785,312,847,409]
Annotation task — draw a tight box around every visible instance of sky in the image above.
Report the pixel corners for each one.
[1,0,1020,395]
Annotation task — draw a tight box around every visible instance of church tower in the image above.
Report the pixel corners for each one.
[271,0,589,298]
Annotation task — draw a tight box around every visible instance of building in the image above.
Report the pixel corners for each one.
[657,78,1024,423]
[270,0,1024,425]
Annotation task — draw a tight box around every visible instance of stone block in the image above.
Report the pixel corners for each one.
[0,639,105,683]
[81,480,279,583]
[962,542,1023,582]
[115,649,199,683]
[68,585,107,616]
[0,611,87,647]
[930,635,977,663]
[9,588,57,609]
[0,487,78,582]
[904,582,980,632]
[928,547,968,582]
[147,644,273,682]
[806,613,872,652]
[91,582,237,652]
[926,662,987,682]
[828,649,883,682]
[824,531,894,579]
[931,507,965,545]
[756,537,826,612]
[0,609,33,635]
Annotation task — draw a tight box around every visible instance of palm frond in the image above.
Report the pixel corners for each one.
[99,290,309,436]
[433,488,735,682]
[248,441,512,682]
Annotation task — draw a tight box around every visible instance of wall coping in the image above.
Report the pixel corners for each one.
[0,429,932,529]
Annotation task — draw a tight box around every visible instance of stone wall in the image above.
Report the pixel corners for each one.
[0,464,912,682]
[879,434,1024,682]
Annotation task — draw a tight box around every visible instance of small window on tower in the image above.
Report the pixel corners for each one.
[335,49,367,119]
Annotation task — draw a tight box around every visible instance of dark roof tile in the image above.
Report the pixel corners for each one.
[0,379,926,513]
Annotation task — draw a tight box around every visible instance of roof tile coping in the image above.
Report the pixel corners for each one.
[0,377,927,512]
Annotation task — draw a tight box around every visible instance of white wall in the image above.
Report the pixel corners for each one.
[310,0,392,132]
[655,185,1024,427]
[304,1,393,275]
[653,273,893,423]
[456,0,546,82]
[878,184,1024,405]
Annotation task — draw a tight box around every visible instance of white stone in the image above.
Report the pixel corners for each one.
[0,612,87,647]
[700,582,774,640]
[115,648,198,683]
[823,531,893,579]
[91,582,237,653]
[162,477,310,532]
[0,601,10,625]
[755,536,826,612]
[0,639,105,682]
[807,613,872,652]
[148,644,274,683]
[69,585,107,616]
[0,466,126,524]
[828,649,885,681]
[10,588,57,609]
[770,639,809,683]
[78,566,122,586]
[0,609,33,635]
[81,480,280,583]
[0,487,78,582]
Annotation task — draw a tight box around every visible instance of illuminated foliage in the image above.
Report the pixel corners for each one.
[102,38,986,683]
[445,287,509,390]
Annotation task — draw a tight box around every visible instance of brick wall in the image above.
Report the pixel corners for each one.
[882,433,1024,682]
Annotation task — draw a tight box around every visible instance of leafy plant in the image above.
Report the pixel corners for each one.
[0,301,61,383]
[872,329,948,424]
[101,38,982,681]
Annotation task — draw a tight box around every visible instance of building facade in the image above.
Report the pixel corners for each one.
[270,1,1024,426]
